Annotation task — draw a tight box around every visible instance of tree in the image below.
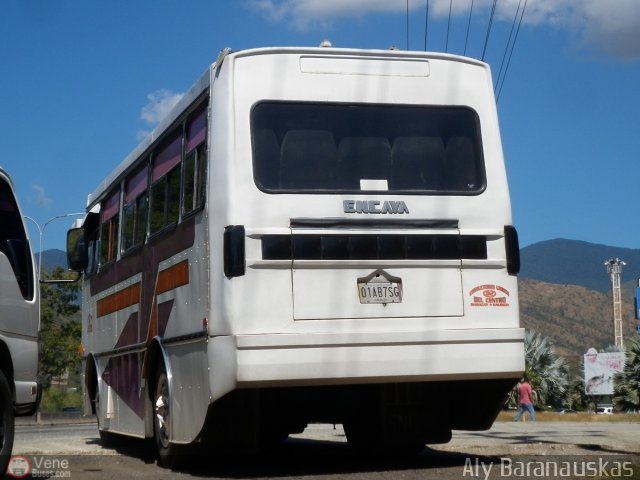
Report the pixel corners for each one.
[40,267,81,318]
[613,335,640,412]
[38,267,82,388]
[507,330,570,408]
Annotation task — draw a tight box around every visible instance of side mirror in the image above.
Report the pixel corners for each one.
[67,227,88,272]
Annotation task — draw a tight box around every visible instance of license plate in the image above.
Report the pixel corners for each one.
[358,281,402,304]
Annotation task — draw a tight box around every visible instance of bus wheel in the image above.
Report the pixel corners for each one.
[0,370,15,475]
[153,363,182,468]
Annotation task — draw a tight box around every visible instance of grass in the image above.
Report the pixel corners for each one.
[496,411,640,423]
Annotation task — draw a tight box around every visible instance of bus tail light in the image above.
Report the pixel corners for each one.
[224,225,246,278]
[504,225,520,275]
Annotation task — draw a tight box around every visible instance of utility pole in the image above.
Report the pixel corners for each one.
[604,258,626,348]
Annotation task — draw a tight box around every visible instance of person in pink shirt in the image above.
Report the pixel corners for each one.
[513,375,535,422]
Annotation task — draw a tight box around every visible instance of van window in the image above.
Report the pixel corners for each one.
[251,102,485,194]
[0,179,34,300]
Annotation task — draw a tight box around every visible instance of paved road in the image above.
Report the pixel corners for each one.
[7,421,640,479]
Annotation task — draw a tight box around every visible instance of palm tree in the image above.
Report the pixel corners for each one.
[507,330,569,408]
[613,335,640,412]
[566,364,588,411]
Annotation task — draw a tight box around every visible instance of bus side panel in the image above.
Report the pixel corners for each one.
[94,353,146,438]
[166,340,210,443]
[156,225,213,443]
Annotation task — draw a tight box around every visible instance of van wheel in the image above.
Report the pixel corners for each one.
[0,370,15,475]
[153,363,183,468]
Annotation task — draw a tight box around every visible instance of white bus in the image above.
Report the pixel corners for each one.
[0,167,40,475]
[67,45,524,466]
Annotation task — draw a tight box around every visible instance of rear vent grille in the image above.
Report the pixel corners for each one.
[262,234,487,261]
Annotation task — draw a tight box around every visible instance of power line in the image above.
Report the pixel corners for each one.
[495,0,524,92]
[496,0,528,101]
[410,0,526,98]
[424,0,429,51]
[481,0,498,60]
[406,0,410,50]
[445,0,453,52]
[464,0,475,56]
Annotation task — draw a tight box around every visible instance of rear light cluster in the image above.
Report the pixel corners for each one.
[504,225,520,275]
[261,234,487,261]
[224,225,245,278]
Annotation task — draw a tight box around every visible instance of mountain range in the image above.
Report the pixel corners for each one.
[520,238,640,293]
[519,239,639,362]
[38,249,68,273]
[38,238,640,363]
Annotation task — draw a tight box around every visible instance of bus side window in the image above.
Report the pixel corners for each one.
[182,103,207,216]
[100,188,120,266]
[182,145,206,216]
[150,129,182,236]
[122,163,149,253]
[0,180,34,300]
[183,105,207,217]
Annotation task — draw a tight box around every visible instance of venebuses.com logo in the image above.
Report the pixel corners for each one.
[5,456,30,478]
[6,455,71,478]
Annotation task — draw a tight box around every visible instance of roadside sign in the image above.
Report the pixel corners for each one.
[584,349,625,395]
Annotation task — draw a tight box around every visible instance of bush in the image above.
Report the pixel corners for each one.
[40,387,82,413]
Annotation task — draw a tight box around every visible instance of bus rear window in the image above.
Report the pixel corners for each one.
[251,102,485,194]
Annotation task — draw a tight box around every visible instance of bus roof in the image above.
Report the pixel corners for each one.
[231,45,487,68]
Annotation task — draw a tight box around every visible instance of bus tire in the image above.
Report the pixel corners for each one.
[344,415,426,457]
[0,370,15,475]
[153,362,183,468]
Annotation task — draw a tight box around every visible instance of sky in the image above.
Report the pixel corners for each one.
[1,0,639,253]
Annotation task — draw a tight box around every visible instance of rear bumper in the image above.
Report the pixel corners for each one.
[209,328,524,398]
[14,380,40,416]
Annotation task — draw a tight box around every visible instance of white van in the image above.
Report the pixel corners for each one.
[67,46,524,465]
[596,406,613,414]
[0,167,40,474]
